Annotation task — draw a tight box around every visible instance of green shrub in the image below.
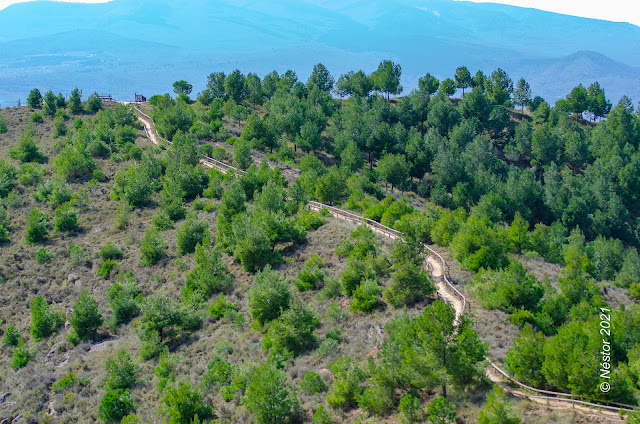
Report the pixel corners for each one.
[350,279,382,313]
[17,163,45,186]
[87,139,111,158]
[316,337,340,358]
[326,356,367,408]
[128,144,143,160]
[3,325,22,346]
[120,415,141,424]
[176,215,210,255]
[69,291,103,341]
[105,349,140,390]
[99,389,134,423]
[300,371,327,394]
[35,248,53,264]
[107,275,141,327]
[295,255,325,291]
[325,301,346,324]
[0,114,6,133]
[93,168,106,182]
[425,396,457,424]
[201,356,234,390]
[25,207,49,243]
[9,131,45,163]
[97,259,117,278]
[0,160,16,198]
[30,113,43,124]
[52,373,77,393]
[154,347,179,393]
[53,145,95,181]
[478,385,520,424]
[263,301,320,356]
[341,257,373,296]
[384,262,435,308]
[247,266,291,325]
[100,242,123,261]
[295,209,325,231]
[10,340,34,370]
[0,225,8,244]
[312,405,334,424]
[111,164,154,208]
[48,180,73,207]
[152,211,174,230]
[69,244,88,267]
[30,295,63,340]
[208,294,237,319]
[162,381,213,424]
[244,361,298,424]
[0,204,9,228]
[53,205,78,232]
[87,93,103,112]
[140,227,168,266]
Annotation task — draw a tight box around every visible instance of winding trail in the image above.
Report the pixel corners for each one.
[128,103,633,421]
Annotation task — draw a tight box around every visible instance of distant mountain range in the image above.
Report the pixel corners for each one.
[1,0,639,105]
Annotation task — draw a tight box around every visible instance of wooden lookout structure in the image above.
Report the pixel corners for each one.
[97,94,113,102]
[135,93,147,102]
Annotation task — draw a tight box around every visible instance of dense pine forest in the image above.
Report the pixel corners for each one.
[1,61,640,424]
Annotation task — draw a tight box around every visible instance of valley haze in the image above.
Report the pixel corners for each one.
[1,0,640,105]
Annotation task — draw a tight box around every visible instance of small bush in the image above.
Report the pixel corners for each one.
[69,244,88,267]
[97,259,117,278]
[316,337,340,358]
[69,291,103,341]
[30,296,63,340]
[107,275,141,327]
[99,389,134,423]
[162,381,213,424]
[52,373,77,393]
[140,227,168,266]
[9,131,45,163]
[11,340,34,370]
[30,113,43,124]
[176,215,210,255]
[350,279,382,313]
[247,266,291,325]
[100,242,123,261]
[201,356,234,390]
[105,349,140,391]
[295,255,325,291]
[300,372,327,394]
[87,93,103,113]
[3,325,22,346]
[25,207,49,244]
[152,211,174,230]
[35,248,53,264]
[313,405,334,424]
[53,205,78,232]
[209,294,237,320]
[93,168,106,182]
[0,114,6,133]
[325,301,346,324]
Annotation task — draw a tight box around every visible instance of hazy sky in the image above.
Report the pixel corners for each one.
[0,0,110,11]
[461,0,640,27]
[0,0,638,27]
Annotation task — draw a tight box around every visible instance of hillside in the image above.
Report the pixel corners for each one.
[2,0,640,103]
[1,62,640,424]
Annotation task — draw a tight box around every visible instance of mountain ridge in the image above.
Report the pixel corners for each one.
[1,0,640,104]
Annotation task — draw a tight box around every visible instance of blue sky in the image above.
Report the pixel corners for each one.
[461,0,640,27]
